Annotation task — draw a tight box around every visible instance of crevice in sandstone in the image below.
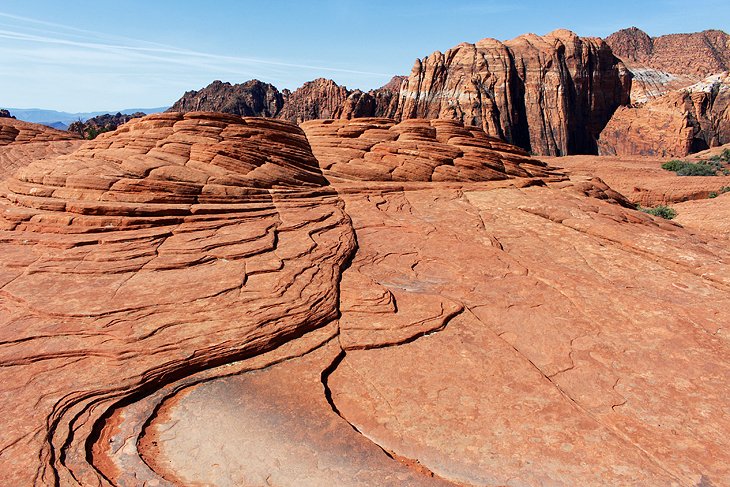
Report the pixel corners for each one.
[319,340,461,485]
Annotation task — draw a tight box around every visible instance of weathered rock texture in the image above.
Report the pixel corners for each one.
[605,27,730,103]
[301,118,559,182]
[142,166,730,486]
[0,116,80,147]
[168,79,285,117]
[0,140,83,181]
[2,113,730,486]
[169,77,404,124]
[598,72,730,157]
[553,153,730,206]
[395,29,630,156]
[0,112,355,485]
[674,190,730,239]
[607,27,730,78]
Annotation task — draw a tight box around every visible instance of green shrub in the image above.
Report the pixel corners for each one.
[661,160,686,172]
[638,205,677,220]
[661,159,723,176]
[709,192,718,198]
[721,148,730,162]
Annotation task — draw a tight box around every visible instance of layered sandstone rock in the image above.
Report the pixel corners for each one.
[141,165,730,486]
[167,79,285,117]
[396,29,630,156]
[0,112,355,485]
[2,113,730,486]
[0,116,80,146]
[0,116,82,179]
[674,191,730,238]
[598,72,730,157]
[0,140,83,180]
[302,118,559,182]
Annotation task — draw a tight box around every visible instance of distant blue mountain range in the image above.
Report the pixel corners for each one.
[2,107,169,129]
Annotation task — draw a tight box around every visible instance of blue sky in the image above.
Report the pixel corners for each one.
[1,0,728,112]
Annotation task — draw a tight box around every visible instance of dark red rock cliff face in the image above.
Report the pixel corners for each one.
[396,29,630,156]
[168,79,285,117]
[169,77,404,124]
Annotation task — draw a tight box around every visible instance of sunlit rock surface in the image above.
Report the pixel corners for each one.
[1,112,729,486]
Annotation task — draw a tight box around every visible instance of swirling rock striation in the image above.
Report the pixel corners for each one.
[301,118,559,182]
[1,116,80,146]
[0,112,355,485]
[2,111,730,486]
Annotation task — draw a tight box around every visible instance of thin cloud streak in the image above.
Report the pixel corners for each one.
[0,12,389,77]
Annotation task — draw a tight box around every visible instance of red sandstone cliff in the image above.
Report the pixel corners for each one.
[395,29,630,156]
[598,72,730,157]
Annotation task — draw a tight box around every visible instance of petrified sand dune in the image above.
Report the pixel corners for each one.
[1,112,730,486]
[0,116,80,147]
[0,112,355,485]
[302,118,559,182]
[0,117,82,179]
[0,140,83,180]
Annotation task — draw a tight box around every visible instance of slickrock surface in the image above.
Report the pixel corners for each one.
[552,154,730,205]
[396,29,629,156]
[598,72,730,157]
[674,192,730,239]
[0,112,355,485]
[301,118,559,182]
[0,141,83,180]
[0,117,83,180]
[145,178,730,487]
[2,113,730,486]
[0,116,80,146]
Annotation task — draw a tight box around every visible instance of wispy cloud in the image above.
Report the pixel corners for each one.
[0,10,394,111]
[0,13,389,77]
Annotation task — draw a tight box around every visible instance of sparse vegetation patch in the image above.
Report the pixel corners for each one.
[637,204,677,219]
[661,159,728,176]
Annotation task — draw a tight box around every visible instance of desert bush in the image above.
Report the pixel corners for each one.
[661,160,686,172]
[637,205,677,220]
[708,149,730,163]
[661,159,723,176]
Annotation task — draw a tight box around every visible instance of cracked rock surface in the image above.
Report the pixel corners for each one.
[1,112,729,486]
